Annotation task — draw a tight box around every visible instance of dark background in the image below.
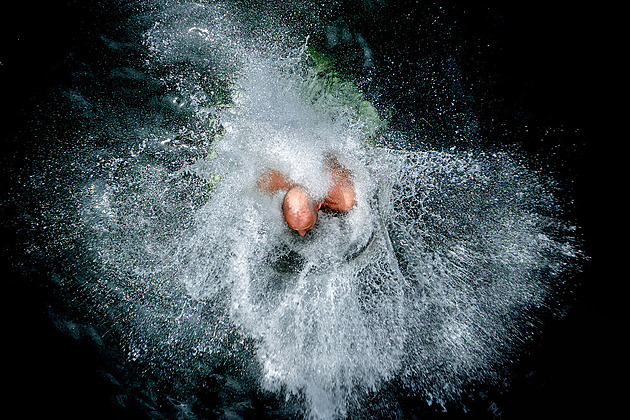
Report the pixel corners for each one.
[1,1,611,418]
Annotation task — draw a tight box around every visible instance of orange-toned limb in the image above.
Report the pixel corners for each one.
[322,156,356,212]
[257,169,295,194]
[257,157,356,213]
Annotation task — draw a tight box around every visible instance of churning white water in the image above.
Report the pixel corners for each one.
[19,1,583,418]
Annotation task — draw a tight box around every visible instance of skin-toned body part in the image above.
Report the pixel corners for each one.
[257,155,357,236]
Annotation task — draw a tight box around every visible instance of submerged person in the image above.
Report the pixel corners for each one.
[257,155,357,236]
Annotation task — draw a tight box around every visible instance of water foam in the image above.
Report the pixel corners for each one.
[29,1,583,418]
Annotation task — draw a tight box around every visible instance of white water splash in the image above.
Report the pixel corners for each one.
[34,1,582,418]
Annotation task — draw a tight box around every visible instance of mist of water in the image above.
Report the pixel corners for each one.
[19,1,583,418]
